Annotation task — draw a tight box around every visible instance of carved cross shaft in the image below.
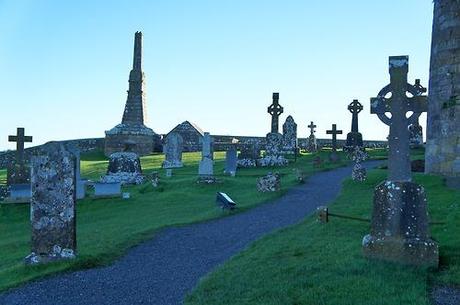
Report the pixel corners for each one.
[267,92,284,133]
[326,124,343,152]
[8,127,33,166]
[308,121,317,136]
[348,99,363,133]
[370,56,427,181]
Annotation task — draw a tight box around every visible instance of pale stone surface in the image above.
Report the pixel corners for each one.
[25,142,77,265]
[198,132,215,182]
[224,146,238,175]
[260,133,287,166]
[163,132,184,168]
[257,173,280,192]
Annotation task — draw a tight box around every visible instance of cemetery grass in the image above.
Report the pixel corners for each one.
[0,149,387,292]
[186,167,460,305]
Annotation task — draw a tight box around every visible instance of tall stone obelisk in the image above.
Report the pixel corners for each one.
[426,0,460,176]
[105,32,157,156]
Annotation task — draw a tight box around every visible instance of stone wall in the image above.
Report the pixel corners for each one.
[426,0,460,176]
[0,138,104,169]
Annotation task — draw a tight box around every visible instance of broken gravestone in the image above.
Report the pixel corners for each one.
[257,173,280,192]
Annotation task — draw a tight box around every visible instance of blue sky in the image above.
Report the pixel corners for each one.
[0,0,434,150]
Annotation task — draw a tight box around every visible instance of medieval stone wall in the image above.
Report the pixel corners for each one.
[426,0,460,176]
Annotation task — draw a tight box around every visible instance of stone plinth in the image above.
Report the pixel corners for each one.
[101,152,144,185]
[259,133,287,167]
[104,125,157,157]
[362,181,439,267]
[345,132,363,149]
[25,143,77,265]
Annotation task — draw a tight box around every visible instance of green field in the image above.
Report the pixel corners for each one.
[186,166,460,305]
[0,149,360,292]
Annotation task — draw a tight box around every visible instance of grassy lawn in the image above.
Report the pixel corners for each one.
[186,160,460,305]
[0,148,369,292]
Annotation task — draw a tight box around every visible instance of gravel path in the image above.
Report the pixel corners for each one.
[432,286,460,305]
[0,161,382,305]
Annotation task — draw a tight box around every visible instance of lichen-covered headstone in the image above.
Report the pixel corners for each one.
[259,133,288,167]
[163,132,184,168]
[349,147,368,182]
[408,120,423,148]
[282,115,297,154]
[237,143,259,168]
[198,132,216,183]
[101,152,144,185]
[363,56,438,267]
[25,142,77,265]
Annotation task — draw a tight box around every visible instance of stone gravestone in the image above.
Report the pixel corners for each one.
[7,127,32,185]
[224,145,238,176]
[350,146,367,182]
[162,132,184,168]
[92,182,122,198]
[25,143,77,264]
[257,172,280,192]
[408,118,424,148]
[282,115,298,154]
[363,56,438,267]
[345,99,364,149]
[101,152,144,185]
[326,124,343,162]
[237,143,260,168]
[307,121,318,153]
[198,132,215,183]
[260,93,288,166]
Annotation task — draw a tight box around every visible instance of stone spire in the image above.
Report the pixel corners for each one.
[426,0,460,176]
[122,31,147,126]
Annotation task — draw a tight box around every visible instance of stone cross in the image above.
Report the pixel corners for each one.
[348,99,363,133]
[370,56,427,181]
[308,121,317,136]
[326,124,343,151]
[8,127,32,167]
[267,92,284,133]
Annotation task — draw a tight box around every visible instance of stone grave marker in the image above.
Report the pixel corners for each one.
[216,192,236,210]
[92,182,122,198]
[307,121,318,152]
[198,132,215,183]
[326,124,343,162]
[237,143,260,168]
[363,55,438,267]
[25,142,77,264]
[7,127,32,185]
[282,115,297,154]
[162,132,184,168]
[345,99,364,149]
[409,117,424,148]
[224,145,238,175]
[101,152,144,185]
[3,183,32,204]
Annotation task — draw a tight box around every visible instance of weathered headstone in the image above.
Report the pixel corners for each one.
[345,99,364,149]
[7,127,32,185]
[326,124,343,162]
[198,132,215,183]
[224,145,238,175]
[282,115,298,154]
[162,132,184,168]
[101,152,144,185]
[408,118,424,148]
[363,56,438,267]
[307,121,318,153]
[237,143,259,168]
[25,143,77,264]
[350,147,367,182]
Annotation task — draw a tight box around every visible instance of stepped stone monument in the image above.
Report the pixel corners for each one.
[105,32,158,157]
[162,132,184,168]
[345,99,364,149]
[426,0,460,177]
[306,121,318,152]
[363,56,438,267]
[7,127,32,185]
[25,143,77,264]
[260,93,287,166]
[102,151,144,185]
[282,115,297,154]
[326,124,342,162]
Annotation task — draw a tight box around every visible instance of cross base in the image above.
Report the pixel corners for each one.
[362,180,439,267]
[345,132,363,148]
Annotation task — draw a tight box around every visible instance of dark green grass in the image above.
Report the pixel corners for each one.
[186,166,460,305]
[0,149,366,292]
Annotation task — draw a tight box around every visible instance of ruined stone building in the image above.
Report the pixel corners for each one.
[426,0,460,176]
